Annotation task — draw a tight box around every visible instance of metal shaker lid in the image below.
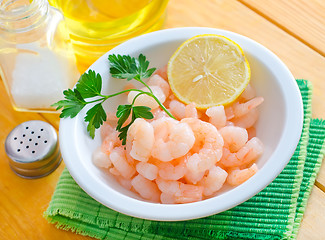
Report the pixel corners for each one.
[5,120,61,179]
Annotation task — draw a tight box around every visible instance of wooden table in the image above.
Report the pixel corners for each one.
[1,0,325,239]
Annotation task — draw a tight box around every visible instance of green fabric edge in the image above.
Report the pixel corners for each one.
[280,79,312,238]
[290,119,325,239]
[45,206,200,240]
[46,214,182,240]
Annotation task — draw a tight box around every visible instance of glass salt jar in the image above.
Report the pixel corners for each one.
[0,0,79,112]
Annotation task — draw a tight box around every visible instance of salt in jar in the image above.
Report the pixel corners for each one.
[0,0,79,112]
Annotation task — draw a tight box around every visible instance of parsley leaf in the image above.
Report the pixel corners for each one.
[135,54,156,80]
[84,103,107,139]
[118,125,130,145]
[132,106,154,119]
[53,53,174,143]
[115,105,154,145]
[108,54,138,80]
[76,70,102,99]
[51,89,86,118]
[116,104,132,131]
[108,54,156,81]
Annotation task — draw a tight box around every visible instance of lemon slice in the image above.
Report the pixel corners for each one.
[167,34,250,109]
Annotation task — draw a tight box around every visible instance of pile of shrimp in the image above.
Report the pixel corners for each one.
[92,66,264,204]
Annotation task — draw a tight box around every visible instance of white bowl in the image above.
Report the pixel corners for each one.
[59,27,303,221]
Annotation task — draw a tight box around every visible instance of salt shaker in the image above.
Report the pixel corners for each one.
[0,0,79,112]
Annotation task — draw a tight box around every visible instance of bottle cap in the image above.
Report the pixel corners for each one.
[5,120,61,179]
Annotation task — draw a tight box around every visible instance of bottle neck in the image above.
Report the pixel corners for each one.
[0,0,49,33]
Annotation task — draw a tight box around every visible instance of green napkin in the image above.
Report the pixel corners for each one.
[45,80,325,240]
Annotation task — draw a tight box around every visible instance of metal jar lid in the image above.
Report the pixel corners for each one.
[5,120,61,179]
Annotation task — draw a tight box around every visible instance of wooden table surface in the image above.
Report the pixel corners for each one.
[1,0,325,239]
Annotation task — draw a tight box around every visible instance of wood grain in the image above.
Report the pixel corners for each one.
[40,112,61,130]
[315,163,325,191]
[297,186,325,240]
[240,0,325,56]
[1,0,325,239]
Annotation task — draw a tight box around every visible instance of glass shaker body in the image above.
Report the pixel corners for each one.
[0,0,79,112]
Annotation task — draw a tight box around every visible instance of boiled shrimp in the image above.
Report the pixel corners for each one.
[185,103,199,118]
[156,178,181,196]
[169,100,186,120]
[131,174,161,202]
[198,166,228,196]
[226,121,235,127]
[109,147,136,179]
[219,126,248,152]
[151,117,195,162]
[219,137,263,168]
[100,121,114,139]
[224,106,235,120]
[136,162,158,181]
[247,127,256,140]
[156,177,204,203]
[123,83,136,92]
[127,85,166,110]
[227,163,258,186]
[158,160,186,181]
[101,130,121,155]
[175,183,204,204]
[181,118,224,173]
[109,167,121,176]
[151,107,168,120]
[155,65,168,80]
[92,147,112,169]
[147,74,170,97]
[206,106,227,129]
[116,176,132,191]
[184,168,205,184]
[127,118,154,162]
[160,192,176,204]
[232,97,264,118]
[231,108,259,129]
[106,112,119,123]
[94,74,265,204]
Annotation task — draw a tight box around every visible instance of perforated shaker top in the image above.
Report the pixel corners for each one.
[5,120,61,179]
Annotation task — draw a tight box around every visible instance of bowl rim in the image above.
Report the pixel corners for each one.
[59,27,304,221]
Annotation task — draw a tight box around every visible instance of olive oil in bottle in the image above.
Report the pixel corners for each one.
[49,0,169,71]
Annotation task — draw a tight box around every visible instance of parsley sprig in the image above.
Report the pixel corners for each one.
[52,54,175,143]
